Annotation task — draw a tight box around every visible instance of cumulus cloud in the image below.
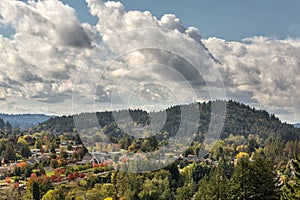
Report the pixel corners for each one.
[0,0,92,47]
[80,0,226,113]
[0,0,219,114]
[203,36,300,122]
[0,0,95,105]
[0,0,298,123]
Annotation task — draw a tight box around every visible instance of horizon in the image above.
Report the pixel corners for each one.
[0,100,298,126]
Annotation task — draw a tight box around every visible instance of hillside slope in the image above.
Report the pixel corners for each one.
[0,113,52,130]
[33,101,299,143]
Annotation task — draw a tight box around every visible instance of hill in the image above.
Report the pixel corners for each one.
[0,113,52,130]
[294,123,300,128]
[33,101,299,143]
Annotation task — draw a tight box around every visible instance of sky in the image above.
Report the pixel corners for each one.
[61,0,300,41]
[0,0,299,124]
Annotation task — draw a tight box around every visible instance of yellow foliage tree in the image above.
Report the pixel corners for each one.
[236,152,249,160]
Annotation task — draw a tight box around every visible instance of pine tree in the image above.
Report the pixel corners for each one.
[251,154,279,199]
[195,160,228,199]
[5,121,12,134]
[35,138,43,149]
[0,118,4,130]
[195,175,209,200]
[3,142,16,163]
[227,154,278,199]
[176,180,196,200]
[281,157,300,199]
[74,133,83,145]
[19,143,32,158]
[32,181,40,200]
[138,177,173,200]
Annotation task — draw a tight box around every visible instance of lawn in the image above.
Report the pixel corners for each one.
[46,170,55,176]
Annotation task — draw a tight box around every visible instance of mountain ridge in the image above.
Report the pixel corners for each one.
[32,101,299,143]
[0,113,53,130]
[294,123,300,128]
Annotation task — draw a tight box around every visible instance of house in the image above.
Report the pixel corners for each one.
[36,155,50,162]
[92,152,106,164]
[30,149,41,155]
[26,158,37,166]
[77,154,93,165]
[0,167,10,173]
[187,154,196,161]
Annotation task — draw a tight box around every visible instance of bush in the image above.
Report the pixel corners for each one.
[93,167,104,174]
[79,173,85,178]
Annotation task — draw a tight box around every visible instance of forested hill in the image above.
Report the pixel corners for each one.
[33,101,299,143]
[294,123,300,128]
[0,113,52,130]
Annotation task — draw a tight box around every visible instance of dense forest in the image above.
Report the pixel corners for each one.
[0,100,300,199]
[34,100,299,145]
[0,114,51,130]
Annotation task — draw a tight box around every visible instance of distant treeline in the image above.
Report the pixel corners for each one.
[0,113,51,130]
[33,100,299,142]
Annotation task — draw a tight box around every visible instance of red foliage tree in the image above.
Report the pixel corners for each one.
[5,177,10,184]
[54,168,60,175]
[79,173,85,178]
[40,174,49,185]
[99,163,104,167]
[16,161,27,170]
[50,175,57,182]
[60,168,66,174]
[14,182,19,188]
[56,175,62,182]
[30,173,38,180]
[66,173,73,181]
[73,171,79,179]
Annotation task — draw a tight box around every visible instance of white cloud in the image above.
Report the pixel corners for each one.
[203,36,300,122]
[75,0,224,113]
[0,0,298,124]
[0,0,95,105]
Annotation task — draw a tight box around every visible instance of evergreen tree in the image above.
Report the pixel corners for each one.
[74,133,83,145]
[3,142,16,163]
[281,157,300,199]
[164,162,180,188]
[35,138,43,149]
[251,154,279,199]
[176,180,196,200]
[25,165,33,178]
[114,171,143,199]
[0,118,4,130]
[195,160,228,199]
[5,121,12,134]
[20,143,32,158]
[248,138,259,153]
[195,175,209,200]
[32,181,40,200]
[175,164,198,199]
[14,166,21,176]
[227,154,278,199]
[42,189,67,200]
[138,177,173,200]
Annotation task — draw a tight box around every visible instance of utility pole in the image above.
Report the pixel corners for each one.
[92,147,94,166]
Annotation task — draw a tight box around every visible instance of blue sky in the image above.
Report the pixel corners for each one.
[0,0,300,123]
[2,0,300,40]
[62,0,300,41]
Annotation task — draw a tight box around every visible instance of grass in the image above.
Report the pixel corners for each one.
[46,170,55,176]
